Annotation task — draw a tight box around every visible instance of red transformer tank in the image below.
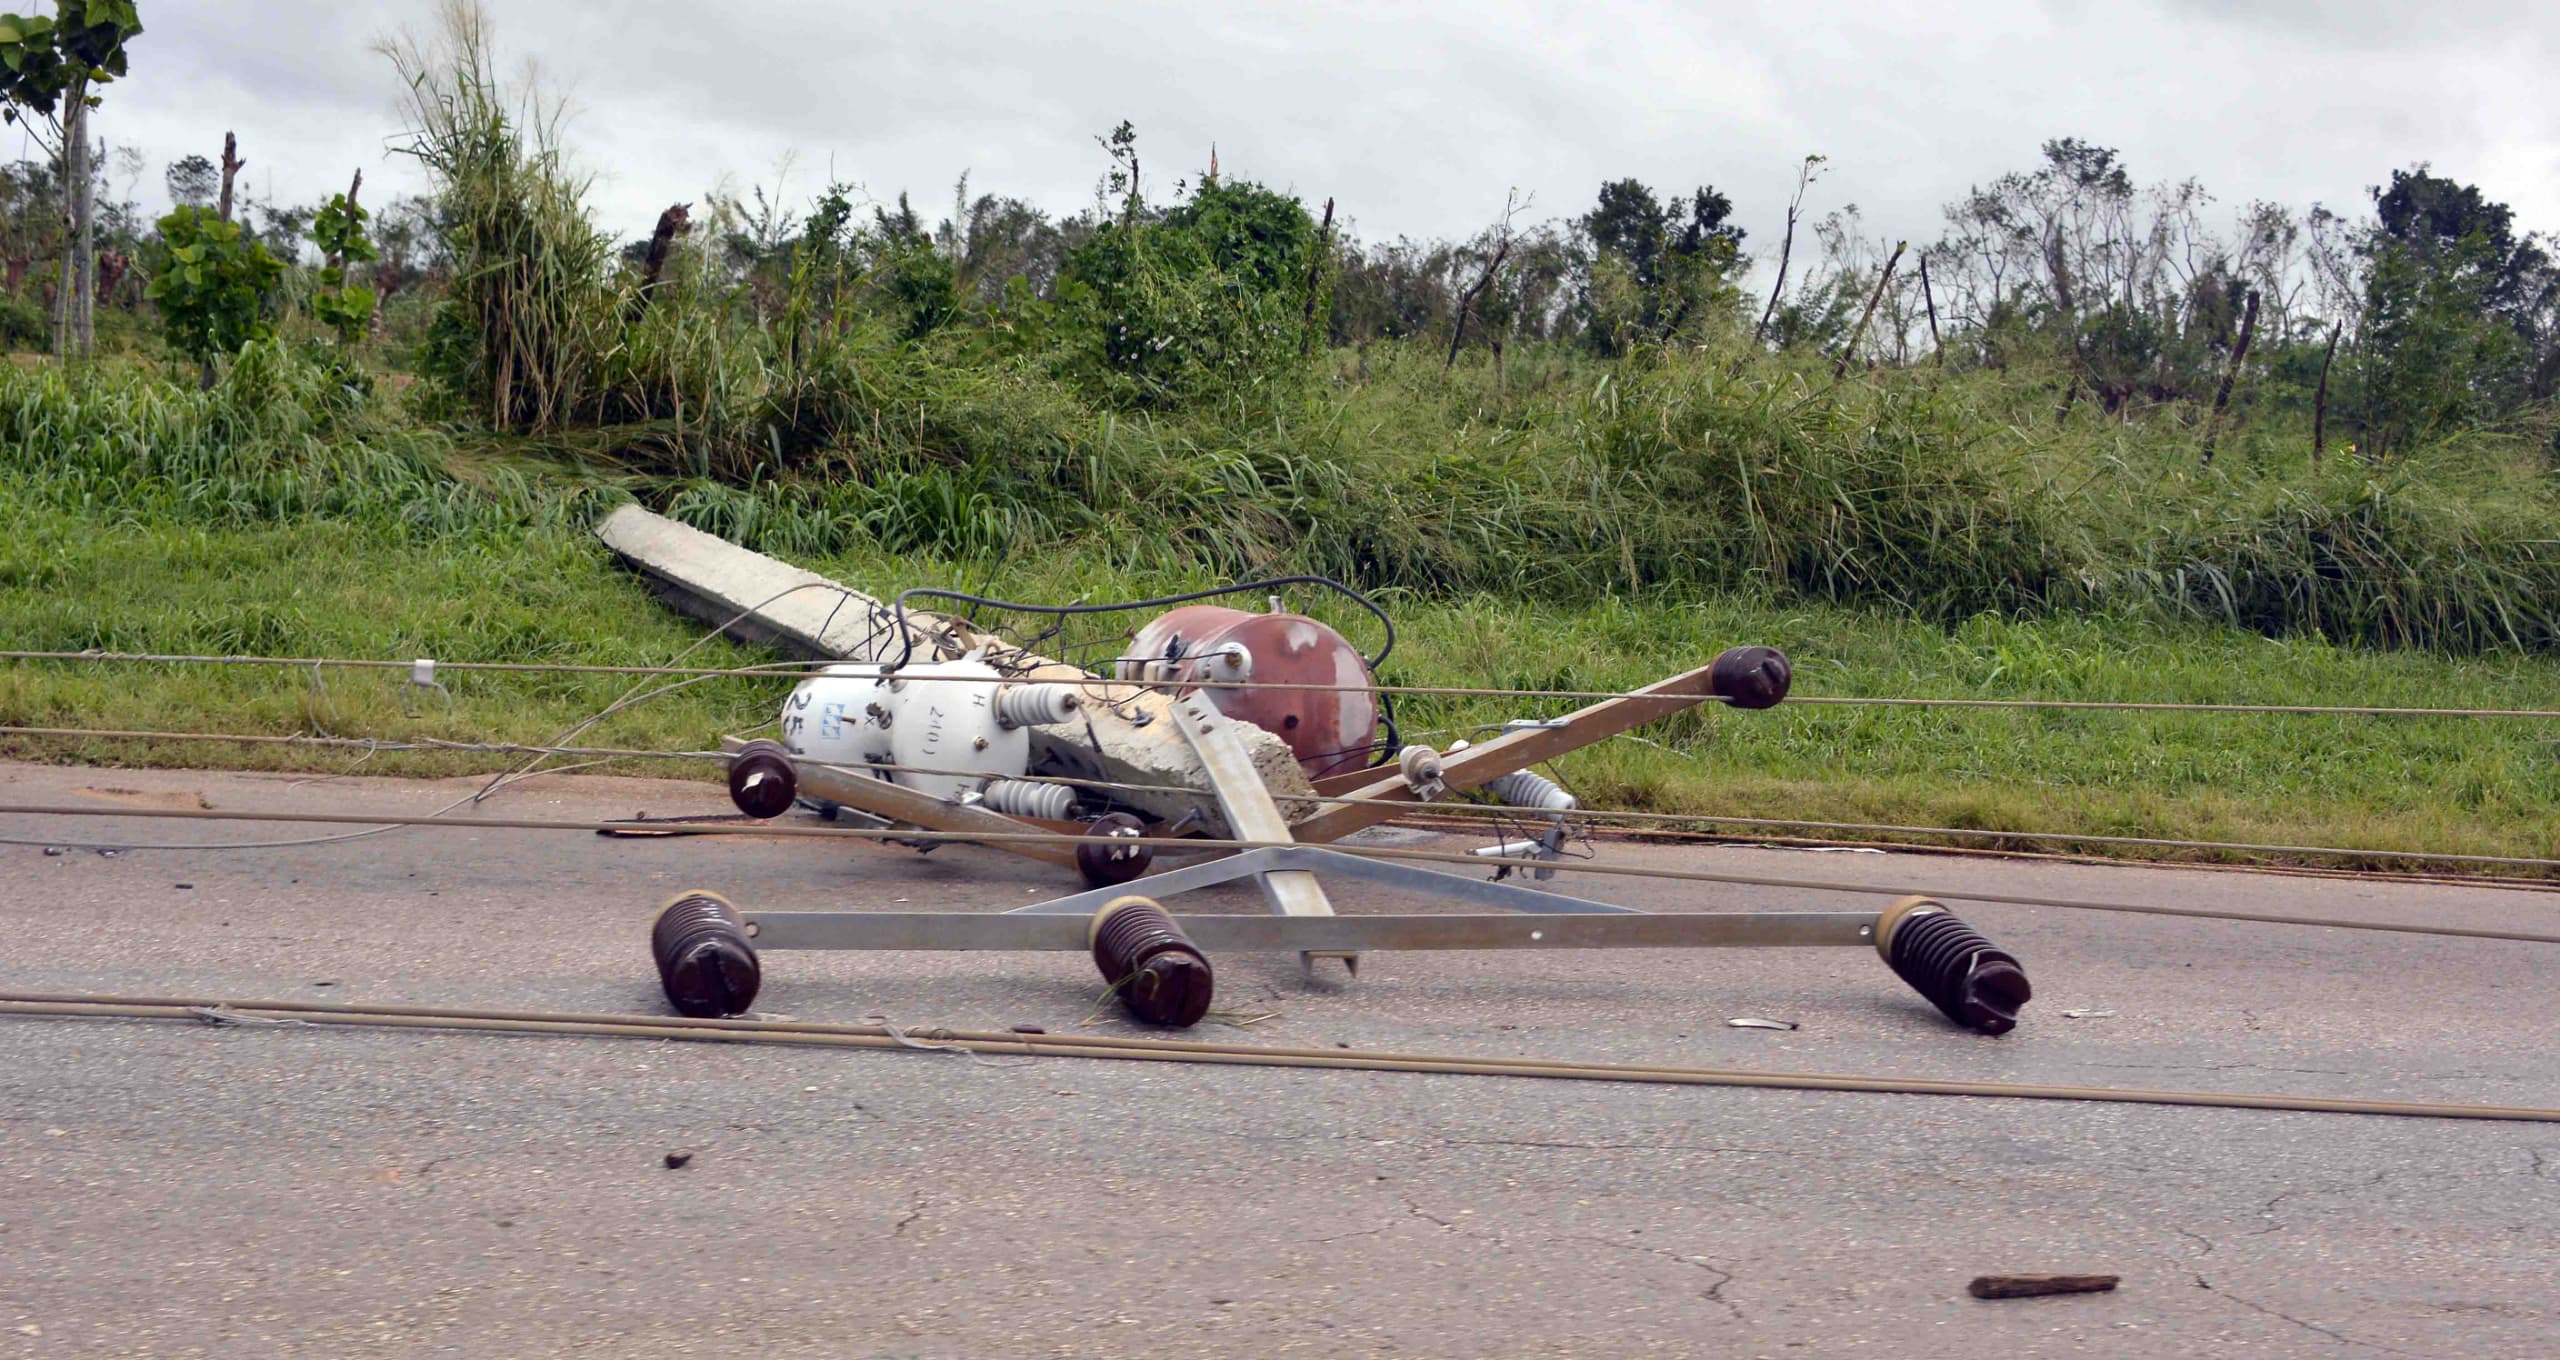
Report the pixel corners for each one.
[1119,604,1380,780]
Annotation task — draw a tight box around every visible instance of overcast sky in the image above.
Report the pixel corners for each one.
[69,1,2560,260]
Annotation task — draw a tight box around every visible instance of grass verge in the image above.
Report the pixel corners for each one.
[4,494,2554,875]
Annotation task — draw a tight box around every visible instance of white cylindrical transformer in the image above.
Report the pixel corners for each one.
[882,658,1030,802]
[779,663,893,769]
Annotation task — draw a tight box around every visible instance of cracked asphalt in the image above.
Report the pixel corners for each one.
[2,760,2556,1358]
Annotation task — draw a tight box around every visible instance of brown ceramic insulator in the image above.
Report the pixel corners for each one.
[1074,812,1154,889]
[1707,646,1793,710]
[1875,895,2031,1035]
[1088,895,1214,1028]
[725,739,798,819]
[651,891,762,1018]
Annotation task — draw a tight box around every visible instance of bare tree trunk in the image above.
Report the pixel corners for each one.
[1919,255,1943,364]
[1300,196,1332,358]
[629,203,691,321]
[1445,237,1511,371]
[2200,288,2261,466]
[52,77,88,358]
[2312,321,2342,465]
[1755,201,1799,346]
[328,168,364,271]
[217,132,242,223]
[1832,241,1906,380]
[198,133,248,387]
[73,115,96,354]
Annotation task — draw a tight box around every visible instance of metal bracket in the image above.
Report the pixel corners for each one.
[1163,694,1351,976]
[744,904,1877,952]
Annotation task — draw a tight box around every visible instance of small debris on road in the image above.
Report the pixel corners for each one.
[1727,1017,1799,1031]
[1009,1024,1047,1034]
[664,1150,693,1170]
[1969,1273,2120,1299]
[2062,1008,2116,1020]
[42,846,63,856]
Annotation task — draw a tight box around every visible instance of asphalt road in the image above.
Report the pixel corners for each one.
[2,760,2554,1358]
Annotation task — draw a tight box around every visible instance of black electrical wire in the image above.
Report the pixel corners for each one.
[885,577,1397,675]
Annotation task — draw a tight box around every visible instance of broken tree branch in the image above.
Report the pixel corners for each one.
[1969,1274,2119,1300]
[2312,320,2342,465]
[629,203,692,320]
[1446,237,1511,371]
[1446,191,1524,371]
[1920,254,1943,364]
[1756,154,1822,346]
[1833,240,1907,380]
[2201,288,2261,466]
[328,169,363,270]
[1301,196,1333,358]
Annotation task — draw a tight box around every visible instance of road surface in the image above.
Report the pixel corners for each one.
[1,760,2553,1357]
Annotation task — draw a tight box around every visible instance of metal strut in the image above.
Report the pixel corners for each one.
[1160,692,1351,976]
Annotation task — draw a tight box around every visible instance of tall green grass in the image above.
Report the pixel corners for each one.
[567,332,2560,655]
[0,343,577,537]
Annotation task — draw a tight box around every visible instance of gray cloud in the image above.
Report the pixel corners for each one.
[78,0,2560,263]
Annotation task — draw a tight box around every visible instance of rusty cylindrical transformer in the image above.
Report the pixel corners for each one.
[1875,895,2031,1034]
[1089,895,1214,1027]
[1121,605,1380,779]
[652,890,762,1018]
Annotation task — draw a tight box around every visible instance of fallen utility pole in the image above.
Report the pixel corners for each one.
[595,505,1313,831]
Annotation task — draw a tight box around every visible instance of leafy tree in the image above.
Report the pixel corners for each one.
[142,203,280,380]
[1577,177,1745,354]
[161,150,211,207]
[308,189,376,345]
[2353,168,2548,452]
[1059,126,1325,406]
[0,157,60,296]
[0,0,142,356]
[872,193,959,341]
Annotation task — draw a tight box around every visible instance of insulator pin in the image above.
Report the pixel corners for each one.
[1486,768,1578,812]
[981,778,1075,821]
[651,891,761,1018]
[1074,812,1154,889]
[1709,645,1793,710]
[1089,895,1213,1027]
[1876,895,2031,1034]
[726,739,798,819]
[1397,744,1447,800]
[994,683,1081,729]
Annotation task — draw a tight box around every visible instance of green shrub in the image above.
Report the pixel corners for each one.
[141,205,284,367]
[0,292,47,349]
[1058,172,1326,410]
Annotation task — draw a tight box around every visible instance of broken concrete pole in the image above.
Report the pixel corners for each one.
[595,505,1315,831]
